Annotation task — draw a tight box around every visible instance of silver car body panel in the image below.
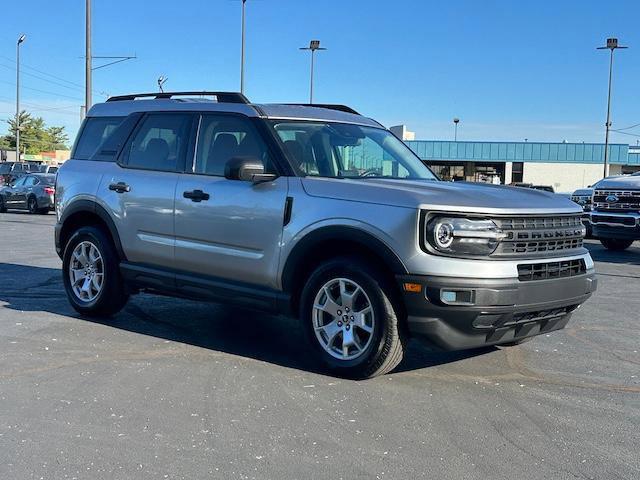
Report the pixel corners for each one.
[174,174,289,288]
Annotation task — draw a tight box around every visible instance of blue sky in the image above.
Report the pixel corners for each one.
[0,0,638,145]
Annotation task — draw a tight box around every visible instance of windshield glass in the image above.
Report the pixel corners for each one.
[270,121,437,180]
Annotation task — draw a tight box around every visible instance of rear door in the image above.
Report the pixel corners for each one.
[98,112,195,270]
[21,175,38,208]
[174,114,288,289]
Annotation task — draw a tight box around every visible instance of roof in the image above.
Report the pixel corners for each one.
[87,95,381,128]
[406,140,637,165]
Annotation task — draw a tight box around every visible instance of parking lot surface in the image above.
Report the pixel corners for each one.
[0,212,638,480]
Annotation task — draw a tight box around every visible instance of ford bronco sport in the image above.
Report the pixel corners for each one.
[55,91,597,378]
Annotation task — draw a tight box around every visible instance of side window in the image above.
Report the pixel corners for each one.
[124,114,192,172]
[73,116,125,160]
[12,177,26,187]
[13,164,24,172]
[24,176,37,187]
[194,115,273,176]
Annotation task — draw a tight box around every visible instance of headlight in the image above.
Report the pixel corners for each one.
[426,216,506,256]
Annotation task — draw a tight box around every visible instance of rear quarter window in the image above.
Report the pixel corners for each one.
[73,116,124,160]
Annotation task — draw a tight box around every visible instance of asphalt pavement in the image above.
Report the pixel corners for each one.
[0,212,638,479]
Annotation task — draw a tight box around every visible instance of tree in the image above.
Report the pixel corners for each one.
[1,111,69,154]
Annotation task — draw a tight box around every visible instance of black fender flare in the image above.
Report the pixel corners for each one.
[281,225,408,292]
[57,199,126,260]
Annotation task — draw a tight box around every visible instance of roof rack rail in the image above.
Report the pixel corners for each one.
[106,91,250,104]
[282,103,360,115]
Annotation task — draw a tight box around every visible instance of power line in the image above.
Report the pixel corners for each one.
[0,79,83,101]
[612,122,640,132]
[0,62,85,93]
[610,130,640,139]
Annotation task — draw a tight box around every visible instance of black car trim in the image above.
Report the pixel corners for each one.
[120,261,291,314]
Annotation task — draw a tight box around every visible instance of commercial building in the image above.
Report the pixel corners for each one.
[405,139,640,193]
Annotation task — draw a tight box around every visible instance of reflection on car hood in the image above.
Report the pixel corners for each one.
[592,175,640,191]
[301,178,582,214]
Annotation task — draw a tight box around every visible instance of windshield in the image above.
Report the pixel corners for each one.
[270,121,437,180]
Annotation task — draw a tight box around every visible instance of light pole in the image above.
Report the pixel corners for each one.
[16,34,26,161]
[300,40,326,104]
[453,118,460,141]
[240,0,247,94]
[85,0,92,111]
[597,37,627,178]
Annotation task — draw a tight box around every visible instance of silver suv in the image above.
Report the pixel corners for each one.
[55,91,597,378]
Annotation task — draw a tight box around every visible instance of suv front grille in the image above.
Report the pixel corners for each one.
[593,189,640,213]
[517,259,586,281]
[492,215,584,258]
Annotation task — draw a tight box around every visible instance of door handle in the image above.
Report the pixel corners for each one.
[109,182,130,193]
[183,189,210,202]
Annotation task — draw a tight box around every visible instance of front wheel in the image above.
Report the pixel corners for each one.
[0,196,6,213]
[300,257,408,379]
[600,238,634,251]
[62,226,128,317]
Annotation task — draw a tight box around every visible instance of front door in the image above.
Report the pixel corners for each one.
[174,114,288,289]
[5,177,26,208]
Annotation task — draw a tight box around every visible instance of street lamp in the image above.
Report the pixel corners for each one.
[453,118,460,141]
[16,34,26,161]
[240,0,247,94]
[597,37,627,178]
[300,40,326,104]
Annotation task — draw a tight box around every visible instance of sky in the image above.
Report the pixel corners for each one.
[0,0,639,146]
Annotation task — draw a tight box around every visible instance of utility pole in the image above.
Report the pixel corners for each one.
[300,40,326,104]
[16,34,26,161]
[85,0,92,112]
[597,38,627,178]
[240,0,247,94]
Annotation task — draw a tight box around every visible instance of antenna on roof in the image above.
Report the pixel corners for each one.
[157,75,168,93]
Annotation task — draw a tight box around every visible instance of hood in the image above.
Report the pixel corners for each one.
[301,178,581,215]
[593,175,640,191]
[572,188,593,197]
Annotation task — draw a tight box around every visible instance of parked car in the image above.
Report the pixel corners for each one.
[39,165,59,174]
[590,174,640,251]
[0,173,56,214]
[54,91,596,378]
[0,161,40,186]
[572,187,594,237]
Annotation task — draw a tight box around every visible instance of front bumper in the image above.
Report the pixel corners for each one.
[398,271,597,350]
[591,212,640,240]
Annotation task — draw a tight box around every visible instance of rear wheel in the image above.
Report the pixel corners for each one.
[0,196,6,213]
[300,257,408,379]
[27,196,38,214]
[600,238,634,251]
[62,226,128,317]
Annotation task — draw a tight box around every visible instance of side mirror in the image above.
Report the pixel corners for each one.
[224,156,277,183]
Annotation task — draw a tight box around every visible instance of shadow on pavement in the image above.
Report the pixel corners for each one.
[0,262,492,377]
[585,241,640,266]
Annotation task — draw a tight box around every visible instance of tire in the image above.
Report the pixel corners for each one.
[37,207,50,215]
[0,197,6,213]
[600,238,634,251]
[300,257,408,379]
[27,196,38,214]
[62,226,128,317]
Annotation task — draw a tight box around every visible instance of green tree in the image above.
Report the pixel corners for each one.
[2,111,69,154]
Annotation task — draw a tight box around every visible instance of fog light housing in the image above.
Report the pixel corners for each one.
[440,289,475,305]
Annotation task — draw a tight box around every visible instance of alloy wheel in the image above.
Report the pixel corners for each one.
[68,241,104,302]
[312,277,375,360]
